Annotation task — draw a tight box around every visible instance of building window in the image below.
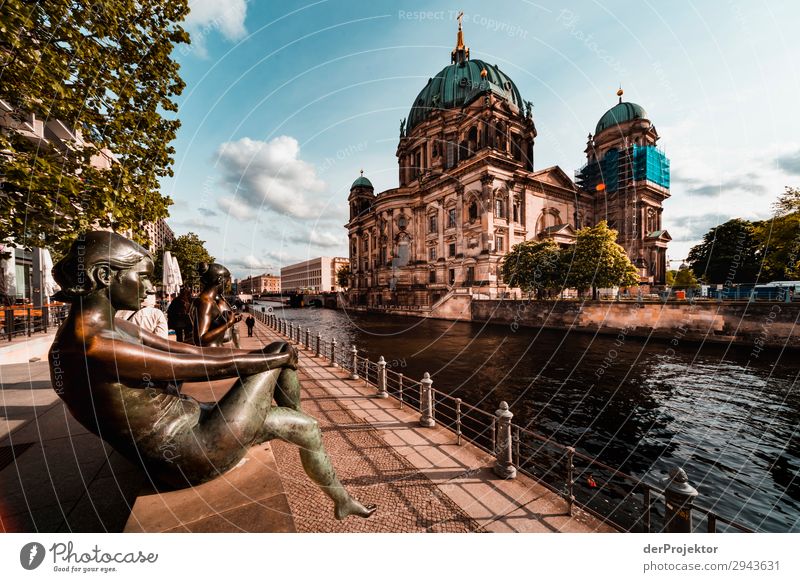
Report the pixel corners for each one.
[446,140,456,169]
[449,269,455,285]
[429,270,437,283]
[428,246,437,261]
[495,236,504,252]
[397,215,407,229]
[447,208,456,228]
[495,198,506,219]
[468,201,479,222]
[466,266,475,284]
[428,213,438,234]
[448,242,456,257]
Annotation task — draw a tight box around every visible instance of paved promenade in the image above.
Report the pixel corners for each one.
[0,317,612,533]
[246,318,612,533]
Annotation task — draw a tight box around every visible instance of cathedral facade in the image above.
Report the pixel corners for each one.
[346,24,670,307]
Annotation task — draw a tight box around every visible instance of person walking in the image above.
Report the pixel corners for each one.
[246,314,256,337]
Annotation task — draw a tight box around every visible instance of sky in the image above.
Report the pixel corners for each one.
[163,0,800,279]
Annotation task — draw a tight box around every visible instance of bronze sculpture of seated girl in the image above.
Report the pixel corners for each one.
[49,232,375,520]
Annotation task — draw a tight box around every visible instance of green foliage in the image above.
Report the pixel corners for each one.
[561,221,639,296]
[755,187,800,281]
[666,270,676,286]
[154,233,214,290]
[336,264,351,290]
[500,239,563,296]
[687,219,761,284]
[0,0,190,253]
[672,268,699,290]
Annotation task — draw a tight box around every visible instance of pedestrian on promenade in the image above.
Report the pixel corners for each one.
[167,287,192,342]
[246,314,255,337]
[116,293,169,338]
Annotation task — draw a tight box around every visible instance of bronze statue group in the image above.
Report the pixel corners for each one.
[48,232,375,520]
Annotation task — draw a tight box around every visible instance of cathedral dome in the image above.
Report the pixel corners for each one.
[407,59,524,133]
[351,175,373,189]
[595,101,648,135]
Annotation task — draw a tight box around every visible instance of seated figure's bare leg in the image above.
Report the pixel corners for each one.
[261,407,376,519]
[274,367,301,411]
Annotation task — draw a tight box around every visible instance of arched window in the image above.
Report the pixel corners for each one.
[494,198,506,219]
[537,208,562,233]
[467,126,478,154]
[468,200,479,222]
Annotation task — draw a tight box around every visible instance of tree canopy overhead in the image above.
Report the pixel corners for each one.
[0,0,190,253]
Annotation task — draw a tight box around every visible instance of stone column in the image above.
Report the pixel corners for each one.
[661,467,699,533]
[377,356,388,398]
[493,401,517,479]
[350,345,359,380]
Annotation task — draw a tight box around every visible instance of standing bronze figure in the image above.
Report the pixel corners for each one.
[190,262,240,347]
[49,232,375,520]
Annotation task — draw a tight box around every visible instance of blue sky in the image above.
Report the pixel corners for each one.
[163,0,800,278]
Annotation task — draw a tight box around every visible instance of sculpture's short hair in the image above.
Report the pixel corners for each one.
[52,232,152,301]
[197,262,230,287]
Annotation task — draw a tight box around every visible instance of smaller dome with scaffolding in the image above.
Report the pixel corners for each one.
[595,101,648,135]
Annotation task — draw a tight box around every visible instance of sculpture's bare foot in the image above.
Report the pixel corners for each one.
[334,497,377,520]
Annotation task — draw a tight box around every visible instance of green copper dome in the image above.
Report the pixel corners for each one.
[595,101,648,135]
[407,59,524,133]
[351,175,373,189]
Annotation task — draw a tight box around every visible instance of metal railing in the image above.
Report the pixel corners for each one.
[253,310,755,533]
[1,304,69,341]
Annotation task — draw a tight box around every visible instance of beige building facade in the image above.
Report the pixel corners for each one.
[281,257,348,293]
[346,25,670,307]
[238,273,281,295]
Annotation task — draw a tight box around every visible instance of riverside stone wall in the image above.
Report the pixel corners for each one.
[471,299,800,350]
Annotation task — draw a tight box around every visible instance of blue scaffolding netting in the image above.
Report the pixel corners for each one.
[576,145,670,192]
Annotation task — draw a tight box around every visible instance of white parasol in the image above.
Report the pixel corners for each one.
[162,251,179,295]
[171,254,183,290]
[40,249,59,299]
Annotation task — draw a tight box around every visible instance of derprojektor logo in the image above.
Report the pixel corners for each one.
[20,542,46,570]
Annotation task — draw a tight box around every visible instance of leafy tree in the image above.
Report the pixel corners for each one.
[561,221,639,299]
[155,232,214,290]
[336,264,351,290]
[687,219,761,284]
[755,187,800,281]
[665,270,677,286]
[671,267,699,290]
[0,0,190,253]
[500,239,564,298]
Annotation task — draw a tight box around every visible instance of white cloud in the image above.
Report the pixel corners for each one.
[216,136,327,219]
[288,228,344,248]
[185,0,248,57]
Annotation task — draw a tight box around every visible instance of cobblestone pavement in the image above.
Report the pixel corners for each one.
[247,321,480,532]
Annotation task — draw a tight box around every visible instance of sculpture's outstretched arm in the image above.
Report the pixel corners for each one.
[86,332,296,383]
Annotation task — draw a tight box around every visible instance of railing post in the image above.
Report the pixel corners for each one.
[419,372,435,427]
[493,401,516,479]
[305,328,310,350]
[377,356,388,398]
[455,398,462,445]
[42,306,49,333]
[315,333,321,357]
[661,467,699,533]
[27,307,32,337]
[330,338,337,367]
[350,345,359,379]
[566,446,575,516]
[398,373,404,409]
[5,309,12,341]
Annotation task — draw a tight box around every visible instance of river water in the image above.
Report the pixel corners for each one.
[254,302,799,532]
